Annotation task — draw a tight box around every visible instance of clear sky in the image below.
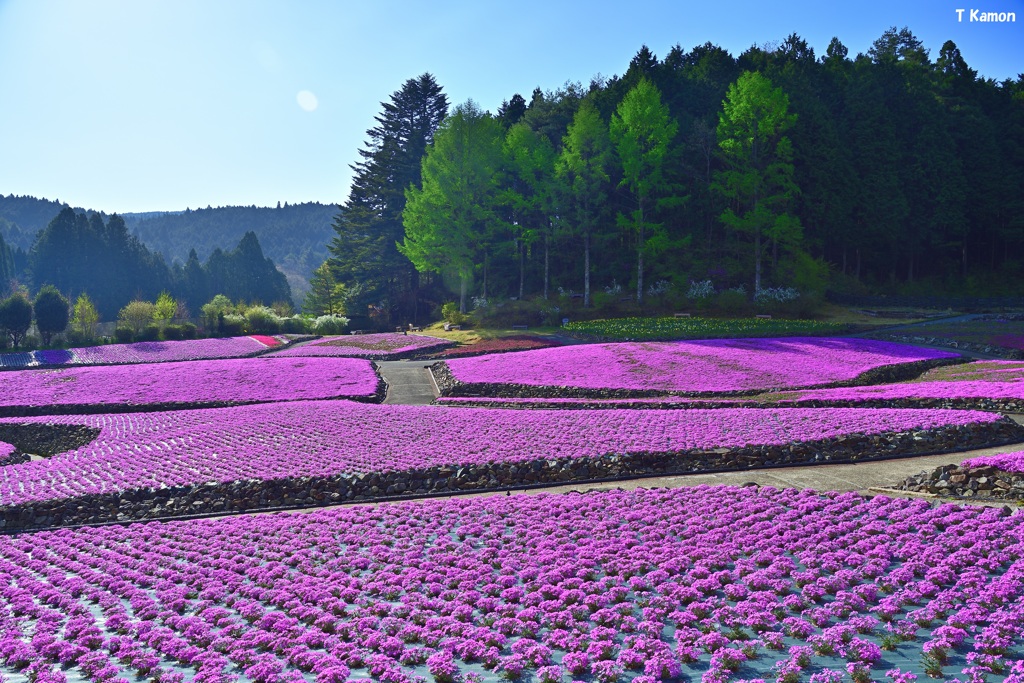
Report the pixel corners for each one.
[0,0,1020,214]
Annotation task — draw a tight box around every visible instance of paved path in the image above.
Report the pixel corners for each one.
[375,360,438,405]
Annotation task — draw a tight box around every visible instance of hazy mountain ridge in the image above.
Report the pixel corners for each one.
[0,195,338,296]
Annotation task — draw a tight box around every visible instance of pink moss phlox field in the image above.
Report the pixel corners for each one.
[0,441,14,459]
[790,360,1024,403]
[962,449,1024,474]
[444,337,958,393]
[70,335,282,364]
[0,403,1000,506]
[0,357,379,410]
[0,488,1021,683]
[269,333,451,358]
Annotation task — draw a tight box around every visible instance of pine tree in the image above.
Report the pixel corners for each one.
[329,73,448,324]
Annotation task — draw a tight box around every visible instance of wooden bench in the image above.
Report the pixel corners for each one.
[756,314,772,319]
[512,324,528,330]
[673,312,691,318]
[443,323,462,331]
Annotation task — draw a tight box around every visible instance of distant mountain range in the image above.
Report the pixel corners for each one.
[0,194,339,296]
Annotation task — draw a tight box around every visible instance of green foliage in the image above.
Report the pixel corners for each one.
[610,77,680,303]
[401,100,505,313]
[310,315,349,335]
[153,291,177,328]
[440,302,467,325]
[0,292,32,347]
[557,99,612,306]
[114,326,134,344]
[714,71,800,293]
[71,293,100,341]
[303,262,347,316]
[33,285,69,345]
[118,300,156,335]
[138,324,161,342]
[565,315,844,341]
[244,306,281,334]
[329,74,448,325]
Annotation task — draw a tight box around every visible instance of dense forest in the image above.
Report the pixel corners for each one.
[3,207,291,320]
[0,196,335,297]
[329,27,1024,324]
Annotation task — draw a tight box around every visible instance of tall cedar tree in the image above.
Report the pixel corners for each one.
[610,77,679,304]
[714,71,800,293]
[401,100,505,313]
[556,99,612,307]
[329,73,447,324]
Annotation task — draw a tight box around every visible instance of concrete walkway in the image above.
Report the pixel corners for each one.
[375,360,439,405]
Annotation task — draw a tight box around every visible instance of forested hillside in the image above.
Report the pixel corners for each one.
[0,196,335,297]
[330,28,1024,323]
[126,202,336,296]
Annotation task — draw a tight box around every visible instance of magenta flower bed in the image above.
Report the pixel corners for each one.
[0,402,1001,506]
[69,335,280,365]
[963,449,1024,474]
[786,360,1024,404]
[443,338,958,394]
[0,487,1021,683]
[269,333,451,358]
[0,441,13,459]
[0,356,379,412]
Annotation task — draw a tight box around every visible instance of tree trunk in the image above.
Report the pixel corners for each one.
[482,252,489,300]
[583,232,591,307]
[754,229,762,293]
[637,198,645,304]
[543,233,550,300]
[518,240,525,300]
[459,275,468,314]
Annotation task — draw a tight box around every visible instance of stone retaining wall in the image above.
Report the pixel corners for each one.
[3,417,1022,533]
[898,463,1024,500]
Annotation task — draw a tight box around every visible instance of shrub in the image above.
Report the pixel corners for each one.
[119,300,156,335]
[179,322,198,339]
[311,315,349,335]
[221,314,246,336]
[714,288,751,316]
[687,280,716,300]
[280,316,310,334]
[34,285,70,345]
[441,302,466,325]
[138,324,161,342]
[244,306,282,334]
[162,324,185,341]
[114,326,134,344]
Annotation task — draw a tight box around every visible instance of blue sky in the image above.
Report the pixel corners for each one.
[0,0,1020,214]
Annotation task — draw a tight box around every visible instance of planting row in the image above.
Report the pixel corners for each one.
[0,336,286,370]
[0,357,382,415]
[268,333,453,359]
[434,360,1024,413]
[0,400,1020,526]
[0,487,1022,683]
[425,335,563,359]
[563,315,847,341]
[438,338,959,397]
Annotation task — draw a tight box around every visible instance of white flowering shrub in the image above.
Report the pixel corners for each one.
[687,280,716,300]
[311,315,350,335]
[754,287,801,304]
[647,280,673,297]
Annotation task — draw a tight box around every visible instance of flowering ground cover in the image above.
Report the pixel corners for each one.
[0,487,1022,683]
[758,361,1024,408]
[868,319,1024,357]
[0,357,380,414]
[0,402,1006,508]
[426,335,562,359]
[962,449,1024,474]
[441,338,958,396]
[268,333,453,359]
[0,336,284,370]
[564,316,846,341]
